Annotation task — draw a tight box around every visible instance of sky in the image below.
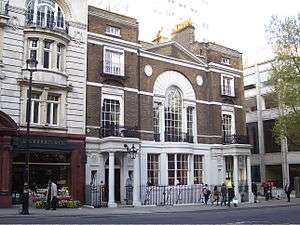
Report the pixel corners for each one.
[88,0,300,66]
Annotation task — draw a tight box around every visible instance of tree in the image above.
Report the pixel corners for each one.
[266,15,300,147]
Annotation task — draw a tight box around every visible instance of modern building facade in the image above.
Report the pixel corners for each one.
[89,0,210,42]
[86,6,252,207]
[244,61,300,188]
[0,0,87,207]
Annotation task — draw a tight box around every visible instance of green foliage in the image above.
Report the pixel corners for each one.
[266,15,300,147]
[34,199,81,209]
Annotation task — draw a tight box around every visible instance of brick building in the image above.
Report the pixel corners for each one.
[0,0,87,207]
[86,6,253,207]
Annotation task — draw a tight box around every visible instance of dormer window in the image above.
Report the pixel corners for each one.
[221,57,231,65]
[106,26,121,37]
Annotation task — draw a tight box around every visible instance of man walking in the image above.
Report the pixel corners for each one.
[252,182,258,203]
[220,183,227,206]
[46,180,58,210]
[284,183,293,202]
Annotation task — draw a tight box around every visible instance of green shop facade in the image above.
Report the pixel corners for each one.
[0,111,86,208]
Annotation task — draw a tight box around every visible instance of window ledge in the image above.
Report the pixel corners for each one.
[20,124,68,131]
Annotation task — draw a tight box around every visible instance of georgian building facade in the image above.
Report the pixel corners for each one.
[0,0,87,207]
[86,6,253,207]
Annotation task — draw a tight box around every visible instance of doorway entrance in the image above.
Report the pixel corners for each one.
[105,168,120,202]
[104,157,121,203]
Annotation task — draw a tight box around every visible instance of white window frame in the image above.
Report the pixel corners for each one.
[43,40,52,69]
[147,154,160,186]
[105,26,121,37]
[56,44,63,71]
[221,74,235,97]
[101,93,124,127]
[193,155,204,184]
[28,39,39,64]
[221,110,235,136]
[103,46,125,76]
[221,57,231,65]
[46,94,60,126]
[30,93,41,125]
[168,153,189,186]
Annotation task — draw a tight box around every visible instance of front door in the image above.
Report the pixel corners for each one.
[105,168,121,202]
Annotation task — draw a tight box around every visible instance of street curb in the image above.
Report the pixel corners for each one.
[1,202,299,219]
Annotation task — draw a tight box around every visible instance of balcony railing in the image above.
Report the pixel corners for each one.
[100,125,139,138]
[164,132,194,143]
[25,14,69,34]
[223,134,249,144]
[0,0,8,16]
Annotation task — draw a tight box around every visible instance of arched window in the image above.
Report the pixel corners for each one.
[26,0,66,29]
[164,87,182,142]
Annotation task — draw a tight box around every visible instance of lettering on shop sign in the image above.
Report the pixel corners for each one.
[12,135,72,151]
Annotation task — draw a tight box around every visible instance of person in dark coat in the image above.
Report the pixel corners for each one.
[202,184,211,205]
[227,186,235,207]
[20,183,29,215]
[252,182,258,203]
[220,183,227,206]
[284,183,293,202]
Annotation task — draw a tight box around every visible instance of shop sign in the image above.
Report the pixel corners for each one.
[12,135,72,152]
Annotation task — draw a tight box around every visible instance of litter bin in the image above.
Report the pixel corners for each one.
[295,177,300,198]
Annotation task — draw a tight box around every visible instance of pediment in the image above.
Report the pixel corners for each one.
[145,41,206,66]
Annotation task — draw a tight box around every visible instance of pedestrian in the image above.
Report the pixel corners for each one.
[46,180,58,210]
[284,183,293,202]
[252,182,258,203]
[202,184,211,205]
[20,183,29,215]
[220,183,227,206]
[227,186,235,207]
[212,185,220,206]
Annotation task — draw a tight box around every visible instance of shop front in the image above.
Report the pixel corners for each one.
[8,133,85,207]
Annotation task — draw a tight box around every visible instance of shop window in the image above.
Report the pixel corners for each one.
[147,154,159,186]
[221,75,235,97]
[168,154,188,185]
[103,47,124,76]
[194,155,203,184]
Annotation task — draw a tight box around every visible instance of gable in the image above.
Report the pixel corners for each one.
[147,42,205,65]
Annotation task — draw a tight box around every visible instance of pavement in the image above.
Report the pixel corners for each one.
[1,197,300,218]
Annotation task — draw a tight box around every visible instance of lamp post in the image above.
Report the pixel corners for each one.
[124,144,139,160]
[21,58,38,215]
[124,144,141,206]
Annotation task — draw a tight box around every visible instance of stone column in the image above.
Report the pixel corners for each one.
[233,155,240,202]
[133,153,141,206]
[247,156,254,203]
[160,153,168,185]
[255,64,266,182]
[108,152,117,207]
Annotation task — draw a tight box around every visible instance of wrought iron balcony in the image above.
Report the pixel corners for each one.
[164,132,194,143]
[25,14,69,34]
[223,134,249,144]
[100,125,139,138]
[0,0,8,16]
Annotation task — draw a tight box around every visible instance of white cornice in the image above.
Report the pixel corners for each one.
[86,81,243,109]
[88,32,140,49]
[140,50,208,72]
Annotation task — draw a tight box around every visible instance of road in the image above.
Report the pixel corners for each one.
[2,205,300,224]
